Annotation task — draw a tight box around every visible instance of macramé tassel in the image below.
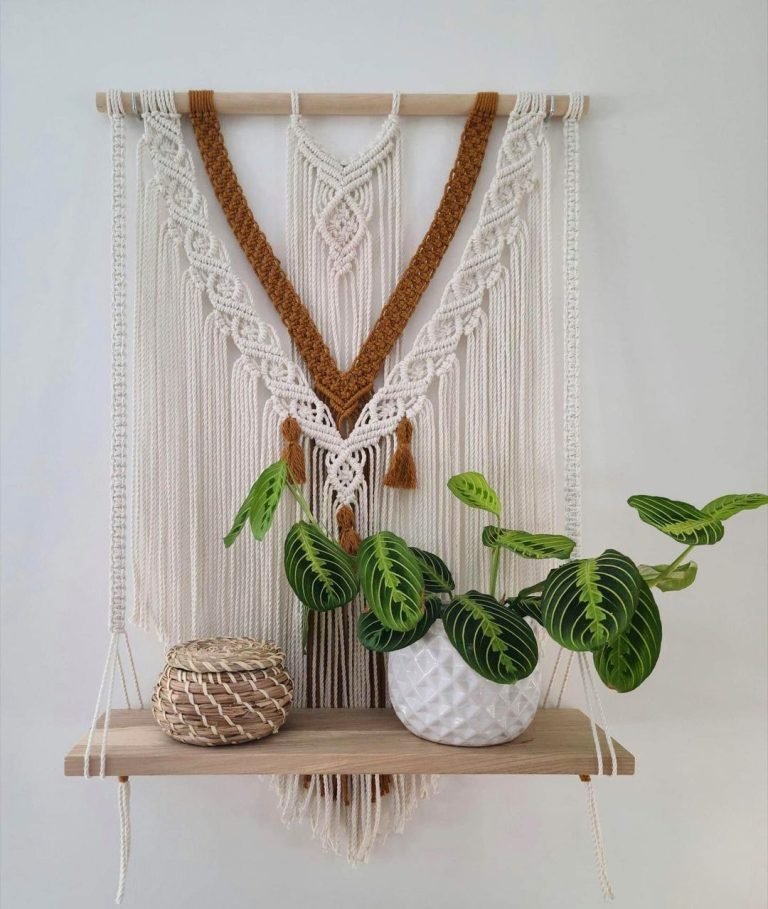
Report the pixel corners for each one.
[280,416,306,484]
[336,505,362,555]
[383,417,417,489]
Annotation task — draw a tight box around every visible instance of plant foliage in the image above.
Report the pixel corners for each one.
[443,591,539,684]
[358,532,425,632]
[284,521,358,612]
[482,526,575,560]
[225,460,287,547]
[410,547,455,593]
[627,495,724,545]
[541,549,640,651]
[357,596,442,653]
[447,471,501,517]
[593,579,662,692]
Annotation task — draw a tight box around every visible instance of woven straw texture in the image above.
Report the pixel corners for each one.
[152,637,293,746]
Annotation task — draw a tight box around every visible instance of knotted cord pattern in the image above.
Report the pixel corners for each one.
[189,90,498,424]
[140,95,543,506]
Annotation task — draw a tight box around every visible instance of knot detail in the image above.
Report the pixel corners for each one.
[189,91,498,428]
[383,417,417,489]
[280,416,306,484]
[336,504,362,555]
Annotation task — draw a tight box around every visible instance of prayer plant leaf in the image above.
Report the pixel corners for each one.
[447,471,501,517]
[224,460,288,547]
[541,549,640,651]
[443,591,539,685]
[482,526,576,560]
[410,547,455,593]
[358,532,425,632]
[627,494,724,545]
[357,595,442,653]
[506,595,543,625]
[593,578,662,692]
[224,483,258,548]
[638,561,698,592]
[701,493,768,522]
[284,521,359,612]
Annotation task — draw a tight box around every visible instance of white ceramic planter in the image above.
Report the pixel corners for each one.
[388,622,540,747]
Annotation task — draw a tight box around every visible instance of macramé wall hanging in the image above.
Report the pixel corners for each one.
[67,88,634,903]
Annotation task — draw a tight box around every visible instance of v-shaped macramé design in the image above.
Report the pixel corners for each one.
[189,89,498,426]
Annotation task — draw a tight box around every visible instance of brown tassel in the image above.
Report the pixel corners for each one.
[383,417,417,489]
[280,416,306,484]
[336,505,361,555]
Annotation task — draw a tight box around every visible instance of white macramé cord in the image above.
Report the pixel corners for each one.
[135,92,546,861]
[584,777,615,900]
[83,88,144,905]
[116,778,131,904]
[286,90,402,371]
[539,92,615,900]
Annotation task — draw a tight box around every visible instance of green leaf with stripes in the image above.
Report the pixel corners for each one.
[447,472,501,517]
[357,596,442,653]
[627,495,724,545]
[224,460,288,547]
[358,532,425,632]
[639,561,698,592]
[482,526,576,560]
[283,521,359,612]
[593,578,662,692]
[443,591,539,684]
[701,493,768,522]
[505,595,543,625]
[541,549,640,651]
[224,484,258,548]
[410,548,455,593]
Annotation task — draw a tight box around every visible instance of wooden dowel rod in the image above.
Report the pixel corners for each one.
[95,91,589,118]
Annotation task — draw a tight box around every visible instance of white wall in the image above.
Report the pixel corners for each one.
[1,1,766,907]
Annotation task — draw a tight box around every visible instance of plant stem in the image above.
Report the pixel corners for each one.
[489,513,502,600]
[287,483,320,527]
[517,579,546,598]
[647,544,695,588]
[489,547,501,600]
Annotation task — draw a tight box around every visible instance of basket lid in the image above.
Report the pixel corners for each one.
[165,637,285,672]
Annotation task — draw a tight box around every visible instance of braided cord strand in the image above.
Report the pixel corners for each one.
[109,88,128,637]
[83,89,145,904]
[563,91,584,552]
[563,91,615,901]
[188,90,498,423]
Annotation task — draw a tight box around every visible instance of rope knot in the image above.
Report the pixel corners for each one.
[336,504,361,555]
[383,416,417,489]
[280,416,306,484]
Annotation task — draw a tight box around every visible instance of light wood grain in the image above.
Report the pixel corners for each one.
[95,92,589,118]
[65,708,633,777]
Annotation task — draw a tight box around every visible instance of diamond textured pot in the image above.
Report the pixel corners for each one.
[387,622,540,746]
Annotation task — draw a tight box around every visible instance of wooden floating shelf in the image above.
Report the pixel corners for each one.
[65,708,634,777]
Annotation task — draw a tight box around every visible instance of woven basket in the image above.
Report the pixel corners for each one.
[152,637,293,746]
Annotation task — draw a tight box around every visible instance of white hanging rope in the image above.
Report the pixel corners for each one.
[562,91,583,553]
[83,87,144,904]
[537,91,615,899]
[115,778,132,904]
[583,776,615,900]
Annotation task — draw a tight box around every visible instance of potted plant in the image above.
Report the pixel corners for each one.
[226,461,767,746]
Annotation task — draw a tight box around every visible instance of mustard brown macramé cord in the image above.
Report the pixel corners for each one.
[189,89,499,425]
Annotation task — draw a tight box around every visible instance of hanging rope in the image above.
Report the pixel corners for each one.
[83,88,145,905]
[581,775,615,900]
[115,777,132,904]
